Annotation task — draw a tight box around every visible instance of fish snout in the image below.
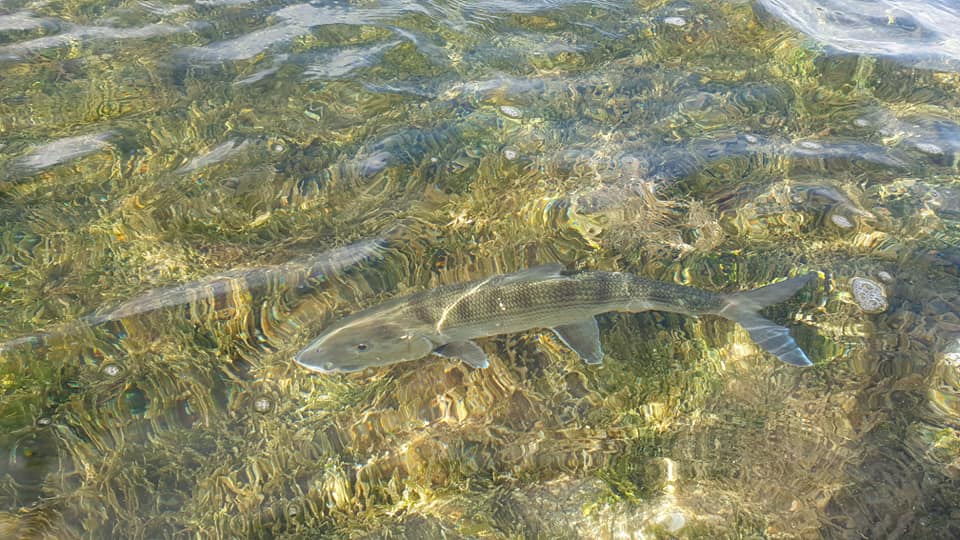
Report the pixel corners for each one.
[292,343,341,373]
[294,347,368,374]
[293,352,335,373]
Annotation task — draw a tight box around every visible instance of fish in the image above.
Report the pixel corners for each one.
[0,237,389,354]
[294,264,818,373]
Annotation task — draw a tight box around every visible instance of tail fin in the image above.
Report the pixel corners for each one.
[718,273,818,367]
[0,319,94,356]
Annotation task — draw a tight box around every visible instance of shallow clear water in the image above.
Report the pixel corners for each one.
[1,0,958,537]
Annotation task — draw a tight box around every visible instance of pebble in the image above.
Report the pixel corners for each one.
[664,17,686,27]
[253,396,273,413]
[655,512,686,532]
[620,155,642,168]
[876,270,894,283]
[915,142,943,155]
[830,214,854,229]
[944,340,960,368]
[499,105,522,118]
[102,364,122,377]
[503,149,518,160]
[851,277,888,313]
[853,117,871,127]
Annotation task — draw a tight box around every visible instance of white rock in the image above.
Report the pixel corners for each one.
[915,142,943,155]
[499,105,522,118]
[851,277,888,313]
[831,214,854,229]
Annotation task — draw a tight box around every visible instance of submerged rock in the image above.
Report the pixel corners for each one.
[851,277,888,313]
[830,214,854,229]
[499,105,523,118]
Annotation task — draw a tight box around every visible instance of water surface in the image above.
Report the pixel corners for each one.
[1,0,959,537]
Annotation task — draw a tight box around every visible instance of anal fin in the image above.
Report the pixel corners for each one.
[552,318,604,365]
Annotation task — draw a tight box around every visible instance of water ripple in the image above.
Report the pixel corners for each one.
[1,0,960,537]
[759,0,960,70]
[0,21,194,61]
[6,131,113,177]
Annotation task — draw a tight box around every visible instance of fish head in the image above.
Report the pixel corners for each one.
[294,316,435,373]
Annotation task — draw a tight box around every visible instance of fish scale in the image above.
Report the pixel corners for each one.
[421,273,721,338]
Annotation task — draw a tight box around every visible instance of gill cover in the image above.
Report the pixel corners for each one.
[294,320,434,373]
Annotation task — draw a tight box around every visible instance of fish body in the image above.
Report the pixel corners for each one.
[0,237,388,354]
[294,264,817,373]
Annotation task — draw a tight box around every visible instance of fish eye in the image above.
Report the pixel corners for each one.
[356,343,369,352]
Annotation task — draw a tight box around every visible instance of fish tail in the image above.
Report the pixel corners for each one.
[0,317,97,356]
[717,273,819,366]
[0,331,53,355]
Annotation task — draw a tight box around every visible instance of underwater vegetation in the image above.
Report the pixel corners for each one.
[1,0,959,538]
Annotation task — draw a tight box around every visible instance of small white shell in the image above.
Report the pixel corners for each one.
[851,277,888,313]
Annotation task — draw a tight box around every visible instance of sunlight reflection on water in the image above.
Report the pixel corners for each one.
[759,0,960,70]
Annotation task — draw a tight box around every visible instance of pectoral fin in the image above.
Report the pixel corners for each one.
[434,341,489,369]
[552,318,604,365]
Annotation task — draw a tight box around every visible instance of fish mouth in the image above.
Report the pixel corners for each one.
[293,351,364,374]
[293,349,334,373]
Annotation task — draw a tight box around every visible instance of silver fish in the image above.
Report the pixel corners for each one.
[0,237,388,354]
[295,264,817,373]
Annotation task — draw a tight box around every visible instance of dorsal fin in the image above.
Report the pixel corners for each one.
[492,263,567,286]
